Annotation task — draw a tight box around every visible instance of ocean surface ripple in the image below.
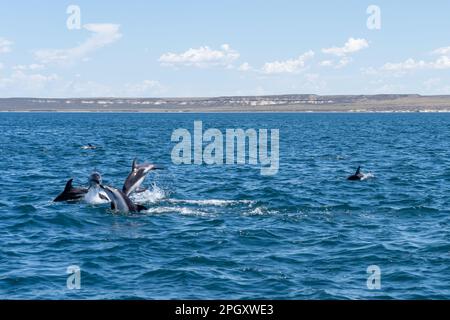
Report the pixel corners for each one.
[0,113,449,299]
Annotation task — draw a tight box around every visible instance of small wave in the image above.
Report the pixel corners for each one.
[245,207,267,215]
[143,206,211,216]
[244,206,278,216]
[13,204,37,213]
[168,199,254,207]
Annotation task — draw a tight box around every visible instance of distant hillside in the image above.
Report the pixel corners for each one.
[1,94,450,112]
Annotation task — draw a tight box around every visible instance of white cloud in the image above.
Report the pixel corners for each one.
[159,44,239,68]
[360,66,378,75]
[0,38,12,53]
[0,63,168,97]
[13,64,45,71]
[322,38,369,56]
[61,79,166,97]
[63,80,114,97]
[0,70,59,95]
[319,57,352,69]
[34,24,122,66]
[381,58,428,72]
[318,38,367,69]
[376,45,450,74]
[423,78,450,94]
[238,62,252,72]
[336,57,352,68]
[432,46,450,56]
[432,55,450,69]
[124,80,166,96]
[261,50,314,74]
[319,60,333,67]
[381,56,450,72]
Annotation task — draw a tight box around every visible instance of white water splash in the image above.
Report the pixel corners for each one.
[130,184,254,215]
[168,199,254,207]
[244,206,277,216]
[360,172,375,181]
[130,184,167,204]
[143,206,211,216]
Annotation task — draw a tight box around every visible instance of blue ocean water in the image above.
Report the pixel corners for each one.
[0,112,449,299]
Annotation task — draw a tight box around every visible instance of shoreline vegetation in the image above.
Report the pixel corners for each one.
[1,94,450,113]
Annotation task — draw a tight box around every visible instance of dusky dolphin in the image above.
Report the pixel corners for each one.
[99,184,147,213]
[84,172,110,204]
[122,159,162,196]
[347,166,364,181]
[81,143,97,150]
[53,179,88,202]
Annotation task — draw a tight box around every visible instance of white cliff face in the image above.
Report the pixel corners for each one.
[25,95,336,108]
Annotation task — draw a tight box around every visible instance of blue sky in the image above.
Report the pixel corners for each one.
[0,0,449,97]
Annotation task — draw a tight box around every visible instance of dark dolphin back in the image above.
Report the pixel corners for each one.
[53,179,87,202]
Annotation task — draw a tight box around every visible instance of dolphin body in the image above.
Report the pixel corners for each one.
[84,172,110,204]
[54,172,110,203]
[53,179,88,202]
[81,143,97,150]
[100,185,147,213]
[122,159,161,196]
[347,166,364,181]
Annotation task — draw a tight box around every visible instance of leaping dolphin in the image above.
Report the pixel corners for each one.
[100,185,147,213]
[347,166,364,181]
[53,179,88,202]
[122,159,162,196]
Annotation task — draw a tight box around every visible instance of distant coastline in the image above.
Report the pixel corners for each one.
[1,94,450,113]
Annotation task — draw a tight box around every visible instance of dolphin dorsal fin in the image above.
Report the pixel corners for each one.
[64,179,74,192]
[132,158,138,171]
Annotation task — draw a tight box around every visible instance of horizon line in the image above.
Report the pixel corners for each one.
[1,93,449,100]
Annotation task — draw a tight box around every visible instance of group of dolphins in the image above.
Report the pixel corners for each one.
[53,159,161,213]
[53,160,365,213]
